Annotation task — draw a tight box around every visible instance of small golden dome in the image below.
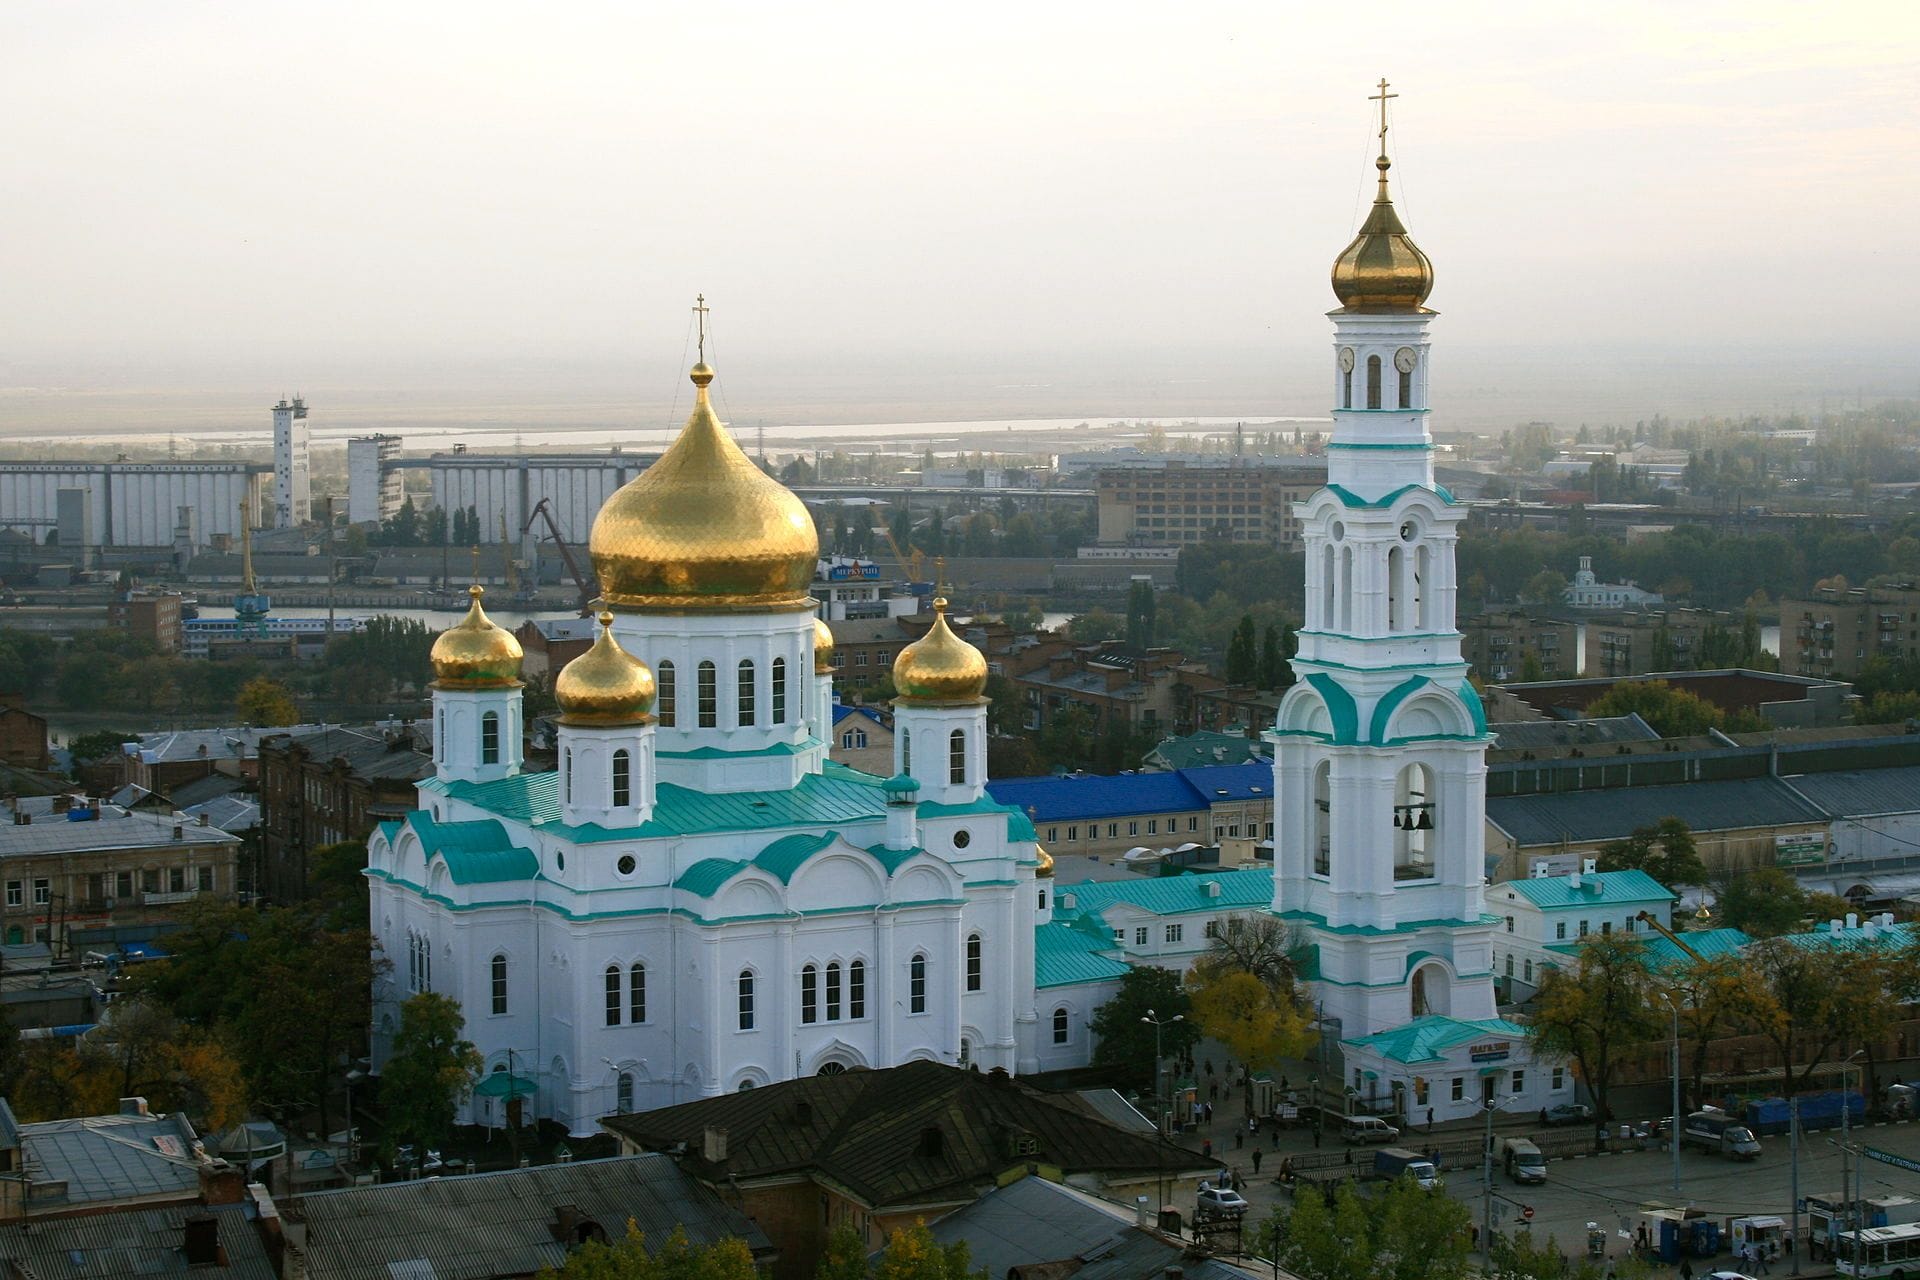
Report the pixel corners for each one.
[430,586,524,687]
[590,361,820,613]
[1034,845,1054,879]
[1331,154,1434,312]
[892,598,988,704]
[555,612,656,725]
[813,616,836,674]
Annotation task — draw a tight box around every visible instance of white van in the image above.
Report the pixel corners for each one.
[1342,1115,1401,1144]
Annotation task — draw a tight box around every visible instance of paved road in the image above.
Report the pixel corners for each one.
[1167,1104,1920,1273]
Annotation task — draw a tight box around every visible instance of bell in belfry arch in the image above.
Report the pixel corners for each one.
[1392,809,1404,829]
[1416,808,1434,831]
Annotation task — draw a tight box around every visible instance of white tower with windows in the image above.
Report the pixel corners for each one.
[890,600,990,806]
[271,396,311,528]
[1269,85,1496,1042]
[555,612,658,828]
[429,586,525,784]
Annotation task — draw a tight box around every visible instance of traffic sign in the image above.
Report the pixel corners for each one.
[1523,1206,1535,1221]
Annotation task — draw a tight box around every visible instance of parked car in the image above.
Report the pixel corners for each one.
[1541,1103,1594,1126]
[1341,1115,1401,1144]
[1196,1182,1250,1221]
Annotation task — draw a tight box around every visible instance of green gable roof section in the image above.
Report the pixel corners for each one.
[1456,680,1487,735]
[1343,1015,1532,1066]
[1500,868,1675,910]
[1322,482,1459,510]
[404,812,540,885]
[1303,674,1359,744]
[1058,867,1275,918]
[1035,914,1133,989]
[375,819,402,846]
[1546,926,1751,973]
[751,831,840,883]
[674,857,748,898]
[672,832,934,899]
[1369,675,1432,744]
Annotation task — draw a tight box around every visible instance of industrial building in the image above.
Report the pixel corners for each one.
[0,461,266,549]
[426,449,658,549]
[1094,457,1324,550]
[346,434,404,524]
[271,397,312,528]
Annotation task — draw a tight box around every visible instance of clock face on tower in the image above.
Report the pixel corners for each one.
[1394,347,1417,374]
[1339,348,1356,372]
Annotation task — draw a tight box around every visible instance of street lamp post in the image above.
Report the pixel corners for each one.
[1844,1049,1867,1280]
[1142,1009,1184,1213]
[1658,989,1682,1196]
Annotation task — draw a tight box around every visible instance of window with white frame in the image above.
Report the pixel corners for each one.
[1134,927,1148,946]
[737,970,755,1030]
[1451,1076,1464,1102]
[966,934,982,991]
[1052,1007,1069,1044]
[1552,1066,1566,1090]
[1165,924,1183,943]
[909,953,927,1013]
[491,954,508,1016]
[1511,1070,1526,1093]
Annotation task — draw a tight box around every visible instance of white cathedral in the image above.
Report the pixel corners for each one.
[367,95,1550,1134]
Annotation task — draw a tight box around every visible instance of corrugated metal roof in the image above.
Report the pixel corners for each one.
[1782,766,1920,819]
[1486,776,1824,847]
[1035,916,1132,988]
[1500,868,1675,910]
[0,805,241,859]
[1489,714,1659,751]
[0,1202,275,1279]
[404,814,539,885]
[1056,867,1274,918]
[299,1154,771,1280]
[21,1111,207,1206]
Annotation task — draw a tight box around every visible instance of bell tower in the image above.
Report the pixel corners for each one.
[1269,83,1495,1039]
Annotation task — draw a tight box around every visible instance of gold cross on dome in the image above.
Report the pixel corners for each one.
[1370,78,1398,150]
[693,293,710,363]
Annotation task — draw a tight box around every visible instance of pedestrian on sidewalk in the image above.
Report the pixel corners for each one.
[1235,1130,1244,1150]
[1252,1149,1263,1175]
[1427,1107,1435,1132]
[1679,1256,1693,1280]
[1203,1137,1213,1159]
[1205,1058,1215,1077]
[1271,1127,1280,1150]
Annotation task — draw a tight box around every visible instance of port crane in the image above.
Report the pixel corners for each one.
[522,498,599,615]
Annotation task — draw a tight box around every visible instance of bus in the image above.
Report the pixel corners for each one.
[1835,1222,1920,1278]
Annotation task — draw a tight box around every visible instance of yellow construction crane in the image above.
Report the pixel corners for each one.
[1635,910,1704,963]
[870,508,925,584]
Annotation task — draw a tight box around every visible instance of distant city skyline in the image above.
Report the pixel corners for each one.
[3,2,1916,434]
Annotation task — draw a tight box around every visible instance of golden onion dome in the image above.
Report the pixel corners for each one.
[1034,845,1054,879]
[555,612,656,725]
[1331,152,1434,312]
[813,616,836,674]
[892,598,988,704]
[430,586,524,687]
[590,361,820,613]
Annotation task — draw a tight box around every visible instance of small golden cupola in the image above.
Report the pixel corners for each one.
[1331,79,1434,312]
[555,612,656,725]
[589,318,820,613]
[813,617,836,674]
[430,586,524,686]
[1034,845,1055,879]
[892,599,989,704]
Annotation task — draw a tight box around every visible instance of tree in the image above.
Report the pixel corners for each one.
[1712,865,1811,938]
[1191,913,1307,991]
[1125,579,1157,650]
[1529,933,1659,1120]
[1736,939,1869,1096]
[1088,966,1197,1091]
[872,1222,976,1280]
[378,993,481,1153]
[1068,609,1124,644]
[1670,954,1753,1107]
[1522,569,1568,606]
[67,730,135,763]
[815,1223,869,1280]
[1277,1176,1472,1280]
[540,1224,759,1280]
[1187,970,1315,1114]
[1582,679,1768,738]
[235,676,299,726]
[1595,818,1707,886]
[1226,615,1257,686]
[1280,1180,1375,1280]
[1258,625,1284,690]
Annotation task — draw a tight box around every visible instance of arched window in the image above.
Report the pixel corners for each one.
[1387,545,1404,632]
[423,940,431,992]
[1338,547,1354,631]
[965,933,982,992]
[481,711,500,764]
[1393,761,1436,882]
[1343,368,1353,409]
[801,964,818,1024]
[1366,354,1382,409]
[1399,365,1413,410]
[491,953,508,1016]
[909,953,927,1014]
[826,962,842,1021]
[1415,543,1432,631]
[849,960,866,1019]
[737,659,756,727]
[771,657,787,725]
[612,749,631,808]
[949,729,966,785]
[901,728,912,772]
[698,661,717,728]
[435,706,444,757]
[629,963,646,1023]
[1313,759,1332,877]
[616,1071,634,1114]
[605,965,623,1026]
[1320,544,1335,630]
[657,661,676,727]
[407,933,418,992]
[737,970,756,1030]
[562,748,572,805]
[1052,1006,1070,1045]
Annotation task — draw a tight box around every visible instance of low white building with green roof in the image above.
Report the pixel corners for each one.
[1490,863,1677,1002]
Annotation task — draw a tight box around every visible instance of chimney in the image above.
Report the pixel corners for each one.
[549,1205,586,1244]
[199,811,210,826]
[988,1066,1013,1088]
[199,1160,247,1206]
[1569,870,1582,891]
[701,1126,729,1163]
[1847,912,1860,931]
[1531,862,1549,879]
[248,1184,284,1271]
[1582,857,1598,875]
[173,823,185,840]
[120,1097,150,1117]
[917,1126,944,1158]
[1059,892,1077,911]
[1831,918,1845,933]
[1135,1195,1152,1228]
[183,1215,222,1267]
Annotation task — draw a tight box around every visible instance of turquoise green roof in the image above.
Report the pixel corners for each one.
[1343,1015,1532,1066]
[1500,868,1675,910]
[1058,867,1274,918]
[1036,914,1133,989]
[751,831,839,882]
[671,832,932,898]
[1323,482,1458,510]
[404,813,539,885]
[376,819,402,845]
[421,764,1034,845]
[1544,926,1752,973]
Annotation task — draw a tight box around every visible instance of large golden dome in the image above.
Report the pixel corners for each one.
[892,599,988,704]
[591,361,820,613]
[813,616,835,674]
[556,612,656,725]
[1331,153,1433,312]
[430,586,524,687]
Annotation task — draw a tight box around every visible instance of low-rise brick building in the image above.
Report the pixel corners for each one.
[0,695,48,771]
[258,724,432,902]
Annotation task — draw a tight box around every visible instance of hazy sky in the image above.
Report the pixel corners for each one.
[3,1,1918,427]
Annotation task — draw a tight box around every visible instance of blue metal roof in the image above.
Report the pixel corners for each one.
[987,763,1270,824]
[1499,869,1676,910]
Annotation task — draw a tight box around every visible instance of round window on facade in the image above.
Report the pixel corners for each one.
[953,829,972,849]
[1400,521,1418,542]
[1330,520,1345,542]
[556,851,566,872]
[617,855,637,877]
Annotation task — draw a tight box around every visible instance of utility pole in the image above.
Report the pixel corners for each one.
[1143,1008,1183,1213]
[1483,1099,1496,1263]
[1790,1095,1801,1276]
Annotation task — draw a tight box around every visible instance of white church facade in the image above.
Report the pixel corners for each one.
[366,88,1561,1136]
